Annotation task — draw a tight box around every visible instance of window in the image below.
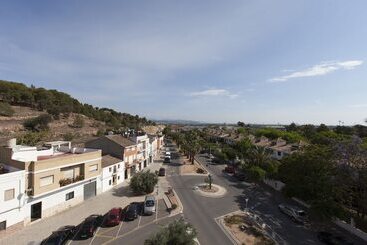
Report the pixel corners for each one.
[0,221,6,231]
[89,164,98,172]
[62,167,75,179]
[109,180,112,185]
[66,191,74,201]
[277,151,282,156]
[118,164,120,169]
[118,176,120,180]
[40,175,54,187]
[4,189,15,201]
[109,167,112,172]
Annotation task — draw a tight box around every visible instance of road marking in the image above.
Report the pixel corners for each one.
[89,226,101,245]
[116,221,124,237]
[101,212,180,245]
[137,210,142,228]
[155,199,159,223]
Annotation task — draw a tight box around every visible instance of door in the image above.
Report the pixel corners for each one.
[84,181,96,200]
[31,202,42,221]
[144,160,147,168]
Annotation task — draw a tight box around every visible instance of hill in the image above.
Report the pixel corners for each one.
[0,79,157,145]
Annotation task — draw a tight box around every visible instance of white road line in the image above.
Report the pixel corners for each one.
[115,221,124,237]
[89,226,101,245]
[137,210,143,228]
[155,199,159,223]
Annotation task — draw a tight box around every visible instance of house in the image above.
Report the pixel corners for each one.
[148,134,158,161]
[0,163,26,234]
[0,139,102,225]
[130,133,150,169]
[85,135,139,179]
[101,155,124,192]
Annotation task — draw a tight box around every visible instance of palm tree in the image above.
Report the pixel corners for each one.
[248,146,271,167]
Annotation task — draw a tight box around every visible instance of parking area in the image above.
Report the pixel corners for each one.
[68,199,169,245]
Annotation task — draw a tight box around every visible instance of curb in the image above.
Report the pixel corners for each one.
[193,183,227,198]
[214,215,240,245]
[170,188,183,216]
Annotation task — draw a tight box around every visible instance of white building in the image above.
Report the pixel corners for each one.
[130,134,150,170]
[101,155,124,192]
[0,164,26,234]
[0,139,102,225]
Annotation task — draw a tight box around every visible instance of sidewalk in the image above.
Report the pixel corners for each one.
[0,156,169,245]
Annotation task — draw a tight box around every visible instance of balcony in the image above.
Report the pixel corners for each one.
[59,175,84,187]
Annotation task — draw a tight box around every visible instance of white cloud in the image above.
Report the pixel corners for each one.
[189,89,238,99]
[269,60,363,82]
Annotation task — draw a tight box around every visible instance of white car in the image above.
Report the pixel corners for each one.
[144,195,156,215]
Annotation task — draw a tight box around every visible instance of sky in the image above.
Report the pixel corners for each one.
[1,0,367,125]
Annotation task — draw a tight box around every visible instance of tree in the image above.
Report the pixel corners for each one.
[130,170,158,195]
[144,218,197,245]
[286,122,298,132]
[279,146,340,219]
[237,121,245,127]
[248,146,271,167]
[317,123,329,132]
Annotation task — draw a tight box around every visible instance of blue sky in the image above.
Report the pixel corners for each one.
[1,0,367,125]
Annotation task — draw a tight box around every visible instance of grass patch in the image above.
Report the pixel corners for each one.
[224,215,243,225]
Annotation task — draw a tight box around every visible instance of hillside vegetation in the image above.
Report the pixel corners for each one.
[0,80,154,129]
[0,79,157,145]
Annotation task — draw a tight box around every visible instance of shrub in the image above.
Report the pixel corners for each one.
[196,168,205,174]
[224,215,243,225]
[130,170,158,195]
[0,102,15,117]
[171,203,178,210]
[16,131,49,146]
[23,114,52,131]
[72,115,85,128]
[247,166,266,181]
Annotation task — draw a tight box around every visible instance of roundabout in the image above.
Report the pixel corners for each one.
[193,183,227,198]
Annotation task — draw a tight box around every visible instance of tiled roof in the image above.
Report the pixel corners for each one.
[102,155,122,168]
[105,135,136,147]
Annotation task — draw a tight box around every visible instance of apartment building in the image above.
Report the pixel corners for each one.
[101,155,124,192]
[130,133,150,169]
[0,164,26,234]
[0,139,102,225]
[85,135,139,179]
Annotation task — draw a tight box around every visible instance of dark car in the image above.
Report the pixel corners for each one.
[317,232,354,245]
[105,207,122,226]
[158,167,166,176]
[224,165,235,174]
[125,203,140,221]
[79,214,103,239]
[41,225,76,245]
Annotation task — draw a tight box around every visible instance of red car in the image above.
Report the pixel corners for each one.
[105,208,122,226]
[224,165,235,174]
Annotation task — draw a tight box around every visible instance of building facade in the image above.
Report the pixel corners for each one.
[101,155,124,192]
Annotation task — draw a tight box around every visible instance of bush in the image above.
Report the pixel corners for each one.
[247,166,266,181]
[130,170,158,195]
[171,203,178,210]
[23,114,52,131]
[72,115,85,128]
[144,218,197,245]
[196,168,205,174]
[16,131,49,146]
[224,215,243,225]
[0,102,15,117]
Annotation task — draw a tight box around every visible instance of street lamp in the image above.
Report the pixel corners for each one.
[245,198,249,211]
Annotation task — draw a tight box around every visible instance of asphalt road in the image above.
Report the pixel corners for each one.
[166,144,322,245]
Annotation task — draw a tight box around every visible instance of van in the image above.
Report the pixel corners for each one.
[144,195,156,215]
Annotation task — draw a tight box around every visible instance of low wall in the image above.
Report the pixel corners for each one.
[334,219,367,242]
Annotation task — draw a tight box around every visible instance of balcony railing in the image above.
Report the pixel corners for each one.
[59,175,84,187]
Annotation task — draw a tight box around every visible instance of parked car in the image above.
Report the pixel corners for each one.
[278,204,307,224]
[41,226,76,245]
[105,207,123,226]
[317,231,354,245]
[125,203,140,221]
[164,156,171,163]
[79,214,102,239]
[224,165,235,174]
[158,167,166,176]
[144,195,156,215]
